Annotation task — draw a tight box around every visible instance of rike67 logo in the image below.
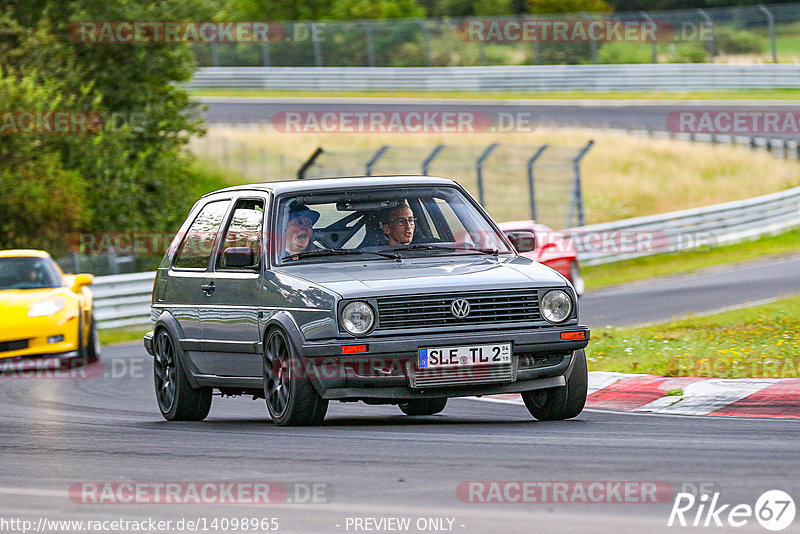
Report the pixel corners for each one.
[668,490,796,531]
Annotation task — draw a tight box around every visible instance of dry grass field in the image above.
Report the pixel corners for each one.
[195,126,800,225]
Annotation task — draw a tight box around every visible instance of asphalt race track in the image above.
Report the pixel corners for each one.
[581,253,800,327]
[2,101,798,533]
[2,258,800,533]
[200,97,800,139]
[1,341,799,534]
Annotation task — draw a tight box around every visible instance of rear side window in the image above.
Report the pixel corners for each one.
[172,200,230,269]
[217,198,265,270]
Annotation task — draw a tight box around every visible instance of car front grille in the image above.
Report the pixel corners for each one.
[0,339,29,353]
[377,289,540,330]
[407,362,516,389]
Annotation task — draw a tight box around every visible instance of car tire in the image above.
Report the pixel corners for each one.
[153,328,212,421]
[399,398,447,416]
[263,328,328,426]
[522,349,587,421]
[84,316,101,363]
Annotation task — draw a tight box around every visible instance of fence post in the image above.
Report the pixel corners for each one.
[759,5,777,63]
[312,22,324,66]
[570,140,594,228]
[365,145,390,176]
[221,137,230,169]
[261,42,271,66]
[639,11,658,63]
[71,252,80,274]
[526,145,549,221]
[422,144,445,175]
[581,13,598,64]
[108,249,119,275]
[297,147,324,179]
[361,21,377,67]
[697,9,715,62]
[210,42,220,66]
[418,19,432,66]
[476,143,499,207]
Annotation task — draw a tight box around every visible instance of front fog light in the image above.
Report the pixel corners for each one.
[48,335,65,344]
[341,301,375,336]
[541,290,573,324]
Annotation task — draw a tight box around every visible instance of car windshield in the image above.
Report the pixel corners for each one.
[275,186,513,264]
[0,257,62,290]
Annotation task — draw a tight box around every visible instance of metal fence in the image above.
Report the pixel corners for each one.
[297,141,594,228]
[187,63,800,92]
[192,2,800,67]
[611,128,800,161]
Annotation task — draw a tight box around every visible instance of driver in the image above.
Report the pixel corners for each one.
[380,203,416,246]
[283,206,320,257]
[21,264,41,284]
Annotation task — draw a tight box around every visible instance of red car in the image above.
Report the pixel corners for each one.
[498,220,584,297]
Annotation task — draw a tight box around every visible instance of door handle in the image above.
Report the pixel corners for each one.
[201,282,215,295]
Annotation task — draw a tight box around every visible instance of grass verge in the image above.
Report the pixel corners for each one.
[99,326,150,347]
[587,295,800,378]
[584,228,800,290]
[189,88,800,101]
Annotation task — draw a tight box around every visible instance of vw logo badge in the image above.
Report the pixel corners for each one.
[451,298,471,318]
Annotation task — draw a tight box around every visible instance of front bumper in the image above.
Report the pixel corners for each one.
[302,326,589,400]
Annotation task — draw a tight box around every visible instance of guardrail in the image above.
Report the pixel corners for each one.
[92,185,800,329]
[187,64,800,92]
[571,185,800,265]
[92,271,155,329]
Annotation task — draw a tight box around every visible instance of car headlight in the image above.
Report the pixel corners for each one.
[341,301,375,336]
[541,290,572,324]
[27,297,66,317]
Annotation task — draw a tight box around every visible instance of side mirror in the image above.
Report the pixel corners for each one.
[71,273,94,292]
[505,231,536,253]
[223,247,256,269]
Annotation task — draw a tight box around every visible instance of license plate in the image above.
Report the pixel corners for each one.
[418,343,511,369]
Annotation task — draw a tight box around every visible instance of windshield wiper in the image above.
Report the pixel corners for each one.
[282,248,401,262]
[380,244,502,257]
[379,244,457,254]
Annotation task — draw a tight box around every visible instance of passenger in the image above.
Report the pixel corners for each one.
[283,206,319,257]
[380,203,416,246]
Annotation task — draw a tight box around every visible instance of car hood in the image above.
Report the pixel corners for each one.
[276,256,567,298]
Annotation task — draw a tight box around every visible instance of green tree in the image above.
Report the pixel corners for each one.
[0,1,212,253]
[527,0,612,14]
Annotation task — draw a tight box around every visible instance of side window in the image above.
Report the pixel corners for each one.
[172,200,230,269]
[217,198,265,270]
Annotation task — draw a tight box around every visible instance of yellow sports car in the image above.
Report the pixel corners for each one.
[0,250,99,369]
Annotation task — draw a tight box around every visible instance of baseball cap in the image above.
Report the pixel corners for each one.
[288,205,320,225]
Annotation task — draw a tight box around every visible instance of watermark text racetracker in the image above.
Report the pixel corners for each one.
[0,111,148,134]
[70,481,331,504]
[668,110,800,136]
[273,109,538,134]
[457,480,675,503]
[0,357,147,380]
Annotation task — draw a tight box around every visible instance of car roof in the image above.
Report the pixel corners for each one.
[203,176,459,198]
[0,249,52,259]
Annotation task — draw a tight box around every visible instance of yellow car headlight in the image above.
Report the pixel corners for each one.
[27,297,66,317]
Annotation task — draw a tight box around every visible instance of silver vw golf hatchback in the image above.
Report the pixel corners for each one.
[144,176,590,425]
